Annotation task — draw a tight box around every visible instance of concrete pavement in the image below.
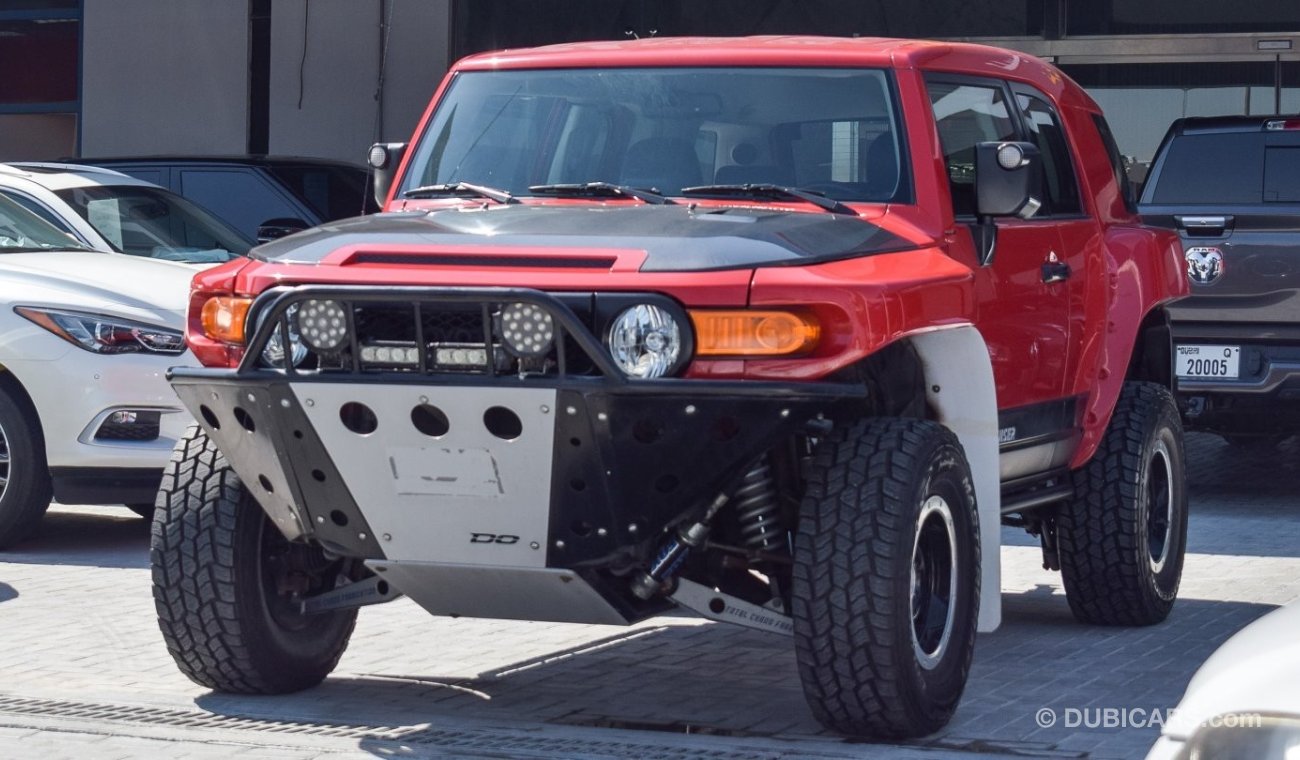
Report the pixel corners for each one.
[0,432,1295,759]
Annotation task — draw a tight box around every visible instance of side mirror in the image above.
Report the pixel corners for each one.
[975,141,1042,218]
[971,141,1043,264]
[256,217,309,244]
[368,142,408,208]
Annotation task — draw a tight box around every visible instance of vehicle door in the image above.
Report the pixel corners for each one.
[924,75,1073,418]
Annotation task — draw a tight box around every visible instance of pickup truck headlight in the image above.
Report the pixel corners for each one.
[16,307,185,355]
[606,304,682,378]
[1175,715,1300,759]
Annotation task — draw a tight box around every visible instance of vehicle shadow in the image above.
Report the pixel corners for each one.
[188,595,1275,759]
[0,582,16,603]
[0,505,150,569]
[1180,432,1300,558]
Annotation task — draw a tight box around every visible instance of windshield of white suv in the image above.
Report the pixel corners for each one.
[0,194,92,253]
[55,185,251,263]
[400,67,910,204]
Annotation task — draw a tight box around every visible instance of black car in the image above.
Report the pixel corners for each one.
[1140,115,1300,444]
[71,156,378,243]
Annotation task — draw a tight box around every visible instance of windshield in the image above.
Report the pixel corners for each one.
[55,185,251,263]
[400,67,910,203]
[0,193,90,253]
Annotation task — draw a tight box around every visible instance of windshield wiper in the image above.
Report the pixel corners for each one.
[528,182,674,205]
[680,184,855,215]
[0,245,91,253]
[402,182,518,205]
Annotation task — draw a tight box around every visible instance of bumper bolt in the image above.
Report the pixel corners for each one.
[419,396,429,404]
[359,533,367,541]
[780,408,790,418]
[280,399,290,408]
[305,399,315,407]
[685,405,696,415]
[566,406,577,416]
[597,412,608,422]
[530,541,539,550]
[628,523,638,534]
[382,533,392,542]
[316,516,325,524]
[555,540,566,549]
[597,527,608,537]
[540,405,550,414]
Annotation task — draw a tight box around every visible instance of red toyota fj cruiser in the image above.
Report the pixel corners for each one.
[151,37,1189,738]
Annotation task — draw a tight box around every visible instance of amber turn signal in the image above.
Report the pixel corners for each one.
[690,309,820,357]
[200,296,252,344]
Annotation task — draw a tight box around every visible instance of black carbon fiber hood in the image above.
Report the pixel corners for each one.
[252,204,919,272]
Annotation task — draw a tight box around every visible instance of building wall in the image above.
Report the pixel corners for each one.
[80,0,249,156]
[268,0,451,163]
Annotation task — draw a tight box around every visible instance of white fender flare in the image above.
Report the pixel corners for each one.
[908,326,1001,632]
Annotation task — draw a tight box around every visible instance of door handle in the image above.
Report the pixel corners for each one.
[1041,251,1071,284]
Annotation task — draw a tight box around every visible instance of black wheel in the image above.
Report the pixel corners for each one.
[0,378,52,549]
[1057,382,1187,626]
[792,418,980,738]
[127,504,155,520]
[152,425,356,693]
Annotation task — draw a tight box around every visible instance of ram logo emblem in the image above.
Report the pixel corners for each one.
[1185,247,1223,285]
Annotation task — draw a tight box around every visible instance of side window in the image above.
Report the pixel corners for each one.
[925,79,1018,217]
[1092,114,1137,213]
[1015,91,1082,215]
[0,190,74,233]
[178,170,303,239]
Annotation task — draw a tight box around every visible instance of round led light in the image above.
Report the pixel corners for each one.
[368,144,390,170]
[295,299,349,352]
[996,143,1025,171]
[607,304,682,378]
[499,302,555,358]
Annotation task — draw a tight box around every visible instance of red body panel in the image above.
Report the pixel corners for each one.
[192,36,1187,472]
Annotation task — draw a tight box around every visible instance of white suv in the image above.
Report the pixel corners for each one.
[0,191,197,546]
[0,163,250,264]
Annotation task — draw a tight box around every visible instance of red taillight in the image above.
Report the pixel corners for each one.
[1264,119,1300,131]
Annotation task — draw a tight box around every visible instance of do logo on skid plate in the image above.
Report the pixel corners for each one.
[1185,246,1223,285]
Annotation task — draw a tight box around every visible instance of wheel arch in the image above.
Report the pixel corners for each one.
[896,326,1002,633]
[0,365,47,452]
[1127,306,1173,389]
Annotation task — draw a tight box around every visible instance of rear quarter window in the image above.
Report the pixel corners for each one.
[1149,133,1264,205]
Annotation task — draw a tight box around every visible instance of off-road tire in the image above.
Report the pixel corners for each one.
[151,424,356,693]
[0,378,52,549]
[1058,382,1186,626]
[792,418,980,739]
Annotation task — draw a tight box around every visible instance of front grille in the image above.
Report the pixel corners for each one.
[253,290,605,379]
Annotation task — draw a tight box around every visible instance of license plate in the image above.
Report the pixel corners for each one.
[1176,345,1240,379]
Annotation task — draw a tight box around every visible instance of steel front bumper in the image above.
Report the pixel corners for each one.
[168,286,861,625]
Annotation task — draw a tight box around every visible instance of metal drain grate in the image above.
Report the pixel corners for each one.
[0,695,788,759]
[0,695,404,740]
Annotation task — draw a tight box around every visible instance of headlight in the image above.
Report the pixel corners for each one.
[606,304,682,378]
[255,303,308,368]
[16,307,185,355]
[1177,715,1300,759]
